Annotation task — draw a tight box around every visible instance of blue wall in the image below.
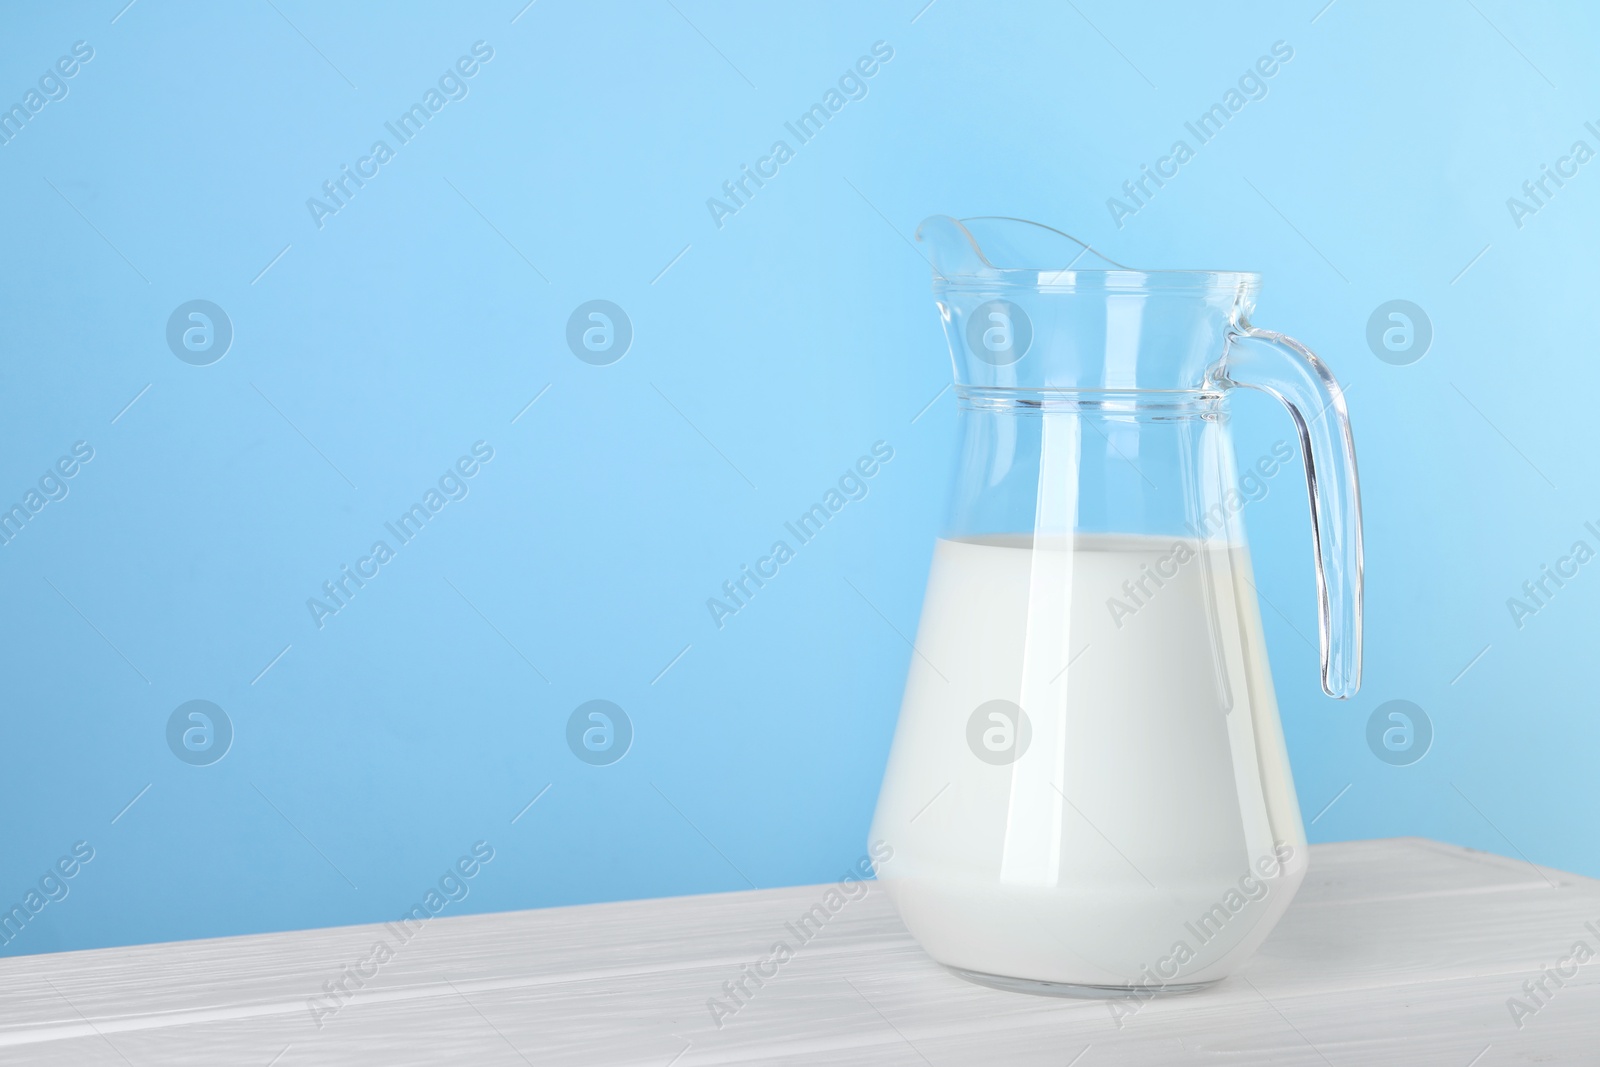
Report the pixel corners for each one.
[1,0,1595,956]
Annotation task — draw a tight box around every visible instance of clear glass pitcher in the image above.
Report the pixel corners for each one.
[868,216,1362,997]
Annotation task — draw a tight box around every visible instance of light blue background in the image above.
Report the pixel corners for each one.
[1,0,1595,957]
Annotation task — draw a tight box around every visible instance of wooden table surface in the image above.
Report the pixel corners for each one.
[0,838,1594,1065]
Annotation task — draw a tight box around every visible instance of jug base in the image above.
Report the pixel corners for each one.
[947,966,1220,1000]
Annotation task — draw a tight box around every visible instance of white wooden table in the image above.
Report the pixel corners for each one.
[0,838,1594,1065]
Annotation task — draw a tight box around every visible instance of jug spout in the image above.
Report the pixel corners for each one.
[915,215,1131,279]
[915,215,991,280]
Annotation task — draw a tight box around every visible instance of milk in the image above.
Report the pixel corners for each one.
[869,533,1306,989]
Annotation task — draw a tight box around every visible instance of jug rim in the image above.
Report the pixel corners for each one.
[931,268,1262,293]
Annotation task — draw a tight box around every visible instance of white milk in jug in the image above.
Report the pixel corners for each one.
[869,532,1307,990]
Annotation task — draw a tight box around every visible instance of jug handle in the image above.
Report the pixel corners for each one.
[1214,325,1363,699]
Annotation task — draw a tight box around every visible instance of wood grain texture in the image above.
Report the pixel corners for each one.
[0,838,1595,1064]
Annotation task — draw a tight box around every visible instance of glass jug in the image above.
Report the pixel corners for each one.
[868,216,1362,997]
